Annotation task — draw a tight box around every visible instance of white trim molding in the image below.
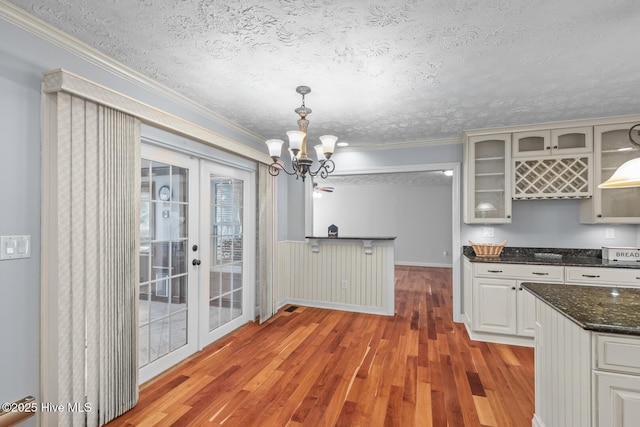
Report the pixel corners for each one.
[43,69,271,165]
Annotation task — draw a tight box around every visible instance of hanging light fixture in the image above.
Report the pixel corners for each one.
[265,86,338,181]
[599,123,640,188]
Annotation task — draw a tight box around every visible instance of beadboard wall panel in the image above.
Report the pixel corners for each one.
[276,241,395,316]
[534,299,591,427]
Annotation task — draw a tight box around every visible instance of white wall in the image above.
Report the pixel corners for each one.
[313,182,453,266]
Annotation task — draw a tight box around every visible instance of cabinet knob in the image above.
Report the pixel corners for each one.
[553,146,558,149]
[507,215,511,219]
[192,259,201,266]
[519,287,523,291]
[511,287,516,290]
[545,146,551,150]
[597,214,602,218]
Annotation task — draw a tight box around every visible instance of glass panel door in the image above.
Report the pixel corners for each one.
[200,161,255,347]
[139,145,199,384]
[209,177,244,330]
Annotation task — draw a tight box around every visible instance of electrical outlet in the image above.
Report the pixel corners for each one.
[605,228,615,239]
[482,227,495,238]
[341,279,349,290]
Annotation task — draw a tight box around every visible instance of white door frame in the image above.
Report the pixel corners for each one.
[306,162,462,322]
[198,159,256,349]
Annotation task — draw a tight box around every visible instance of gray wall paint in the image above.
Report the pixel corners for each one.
[0,14,266,413]
[462,199,639,249]
[313,182,453,266]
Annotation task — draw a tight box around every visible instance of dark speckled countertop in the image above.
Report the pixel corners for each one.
[463,246,640,269]
[522,282,640,336]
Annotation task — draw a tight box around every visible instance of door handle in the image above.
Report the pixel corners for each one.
[532,272,549,276]
[582,274,600,278]
[488,270,503,273]
[192,259,201,266]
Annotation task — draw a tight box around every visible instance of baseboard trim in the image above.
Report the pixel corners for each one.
[464,324,534,348]
[395,261,452,268]
[277,298,393,316]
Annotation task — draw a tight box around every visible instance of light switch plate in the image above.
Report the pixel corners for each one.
[482,227,495,238]
[1,235,31,260]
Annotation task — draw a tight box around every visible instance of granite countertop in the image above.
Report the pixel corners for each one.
[463,246,640,269]
[522,282,640,336]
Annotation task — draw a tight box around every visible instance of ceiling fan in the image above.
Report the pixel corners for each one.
[312,181,334,198]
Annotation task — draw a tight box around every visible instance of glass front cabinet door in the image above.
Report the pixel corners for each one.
[580,122,640,223]
[465,133,512,223]
[512,126,592,158]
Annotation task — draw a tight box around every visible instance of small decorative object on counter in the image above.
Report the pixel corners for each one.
[469,240,507,257]
[602,246,640,261]
[328,224,338,238]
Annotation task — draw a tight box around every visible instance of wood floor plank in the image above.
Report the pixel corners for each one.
[107,266,534,427]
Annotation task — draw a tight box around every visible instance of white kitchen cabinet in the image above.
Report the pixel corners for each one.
[565,266,640,287]
[594,372,640,427]
[464,133,512,223]
[581,122,640,224]
[465,262,558,344]
[594,334,640,426]
[473,278,517,335]
[512,126,592,158]
[463,257,473,325]
[516,283,536,336]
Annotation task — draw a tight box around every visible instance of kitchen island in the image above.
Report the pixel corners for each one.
[521,282,640,427]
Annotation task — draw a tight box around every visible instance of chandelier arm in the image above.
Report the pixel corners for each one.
[268,161,299,177]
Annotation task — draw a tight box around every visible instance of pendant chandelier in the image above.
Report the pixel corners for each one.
[265,86,338,181]
[599,123,640,188]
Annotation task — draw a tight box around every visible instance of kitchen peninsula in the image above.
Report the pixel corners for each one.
[276,237,396,316]
[522,282,640,427]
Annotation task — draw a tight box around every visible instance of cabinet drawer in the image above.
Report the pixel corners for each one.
[565,267,640,287]
[474,263,564,282]
[596,334,640,374]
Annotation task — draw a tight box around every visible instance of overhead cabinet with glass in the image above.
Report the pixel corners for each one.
[580,122,640,224]
[512,126,593,158]
[464,133,512,223]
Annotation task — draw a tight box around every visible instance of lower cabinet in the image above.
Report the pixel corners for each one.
[534,300,640,427]
[473,278,517,335]
[466,261,561,345]
[594,371,640,427]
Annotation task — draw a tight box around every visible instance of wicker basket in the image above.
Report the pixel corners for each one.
[469,240,507,257]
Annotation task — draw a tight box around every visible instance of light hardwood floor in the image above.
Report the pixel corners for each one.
[108,266,534,426]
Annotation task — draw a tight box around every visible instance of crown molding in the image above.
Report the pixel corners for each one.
[339,136,461,152]
[0,1,265,145]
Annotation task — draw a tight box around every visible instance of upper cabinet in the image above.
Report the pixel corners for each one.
[512,126,592,158]
[580,122,640,224]
[464,133,512,223]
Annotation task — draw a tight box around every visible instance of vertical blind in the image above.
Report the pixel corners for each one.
[41,92,140,426]
[258,164,276,323]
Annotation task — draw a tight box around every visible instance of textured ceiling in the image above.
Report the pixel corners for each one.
[8,0,640,148]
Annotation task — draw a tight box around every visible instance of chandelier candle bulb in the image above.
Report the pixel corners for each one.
[319,135,338,158]
[265,139,284,161]
[314,144,326,160]
[287,130,305,155]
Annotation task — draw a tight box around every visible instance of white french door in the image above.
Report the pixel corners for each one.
[139,144,255,383]
[199,161,255,347]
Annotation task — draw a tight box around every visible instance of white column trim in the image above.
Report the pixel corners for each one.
[42,68,272,165]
